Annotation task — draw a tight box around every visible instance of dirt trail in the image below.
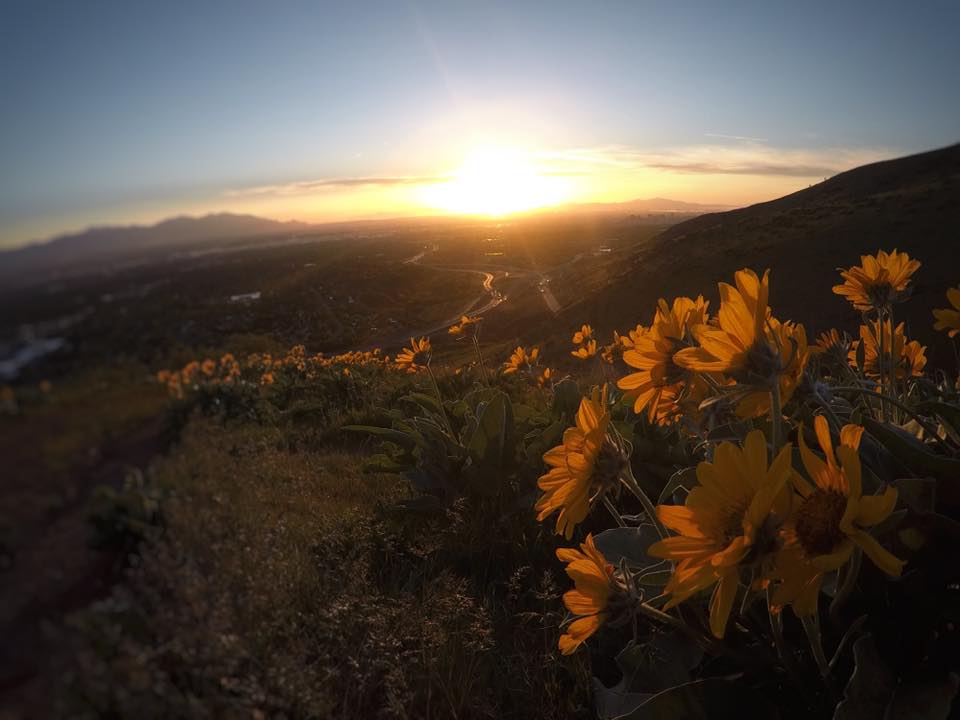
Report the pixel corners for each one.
[0,414,168,717]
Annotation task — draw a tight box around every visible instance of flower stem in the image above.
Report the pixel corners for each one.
[620,462,667,539]
[886,305,899,423]
[829,546,862,626]
[801,615,831,678]
[766,586,806,686]
[472,334,489,386]
[877,312,890,422]
[603,495,626,527]
[770,382,783,453]
[427,363,455,437]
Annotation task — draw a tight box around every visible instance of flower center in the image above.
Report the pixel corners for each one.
[723,505,747,547]
[593,442,626,491]
[743,339,782,383]
[865,280,894,308]
[795,490,848,556]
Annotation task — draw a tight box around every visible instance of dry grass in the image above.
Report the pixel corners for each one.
[56,416,591,719]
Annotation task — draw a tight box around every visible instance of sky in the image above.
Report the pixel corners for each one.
[1,0,959,248]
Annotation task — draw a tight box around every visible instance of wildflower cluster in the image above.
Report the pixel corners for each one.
[226,247,958,718]
[157,345,393,397]
[503,345,541,375]
[570,324,598,360]
[531,249,960,716]
[157,353,243,398]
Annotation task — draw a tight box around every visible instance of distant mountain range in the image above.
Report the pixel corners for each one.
[0,196,728,287]
[558,142,960,362]
[0,213,314,286]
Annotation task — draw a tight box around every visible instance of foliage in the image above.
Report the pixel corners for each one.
[54,247,960,719]
[88,468,165,550]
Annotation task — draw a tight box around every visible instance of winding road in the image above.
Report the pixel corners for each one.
[341,248,582,353]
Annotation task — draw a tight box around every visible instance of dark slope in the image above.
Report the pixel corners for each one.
[557,143,960,360]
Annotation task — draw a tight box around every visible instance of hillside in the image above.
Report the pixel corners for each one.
[558,143,960,359]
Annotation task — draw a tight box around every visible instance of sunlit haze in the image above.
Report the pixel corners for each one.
[2,0,958,247]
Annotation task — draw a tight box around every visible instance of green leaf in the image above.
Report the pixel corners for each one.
[593,633,704,719]
[362,453,410,473]
[616,677,780,719]
[834,634,959,720]
[864,417,960,484]
[465,390,514,468]
[593,525,662,569]
[511,403,542,426]
[524,419,565,465]
[593,678,652,720]
[402,392,442,415]
[341,424,419,446]
[894,478,937,513]
[551,378,581,422]
[658,467,696,504]
[916,400,960,443]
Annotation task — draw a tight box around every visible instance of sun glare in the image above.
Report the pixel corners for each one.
[420,148,571,216]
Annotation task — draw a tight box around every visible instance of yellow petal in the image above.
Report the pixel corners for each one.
[814,415,836,467]
[850,530,904,577]
[649,535,714,559]
[840,424,864,451]
[811,540,854,571]
[799,426,830,491]
[856,487,898,527]
[657,505,708,538]
[709,571,739,638]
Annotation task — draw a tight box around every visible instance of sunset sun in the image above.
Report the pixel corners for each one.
[421,147,571,216]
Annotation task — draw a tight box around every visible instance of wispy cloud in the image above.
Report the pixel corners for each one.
[223,143,900,201]
[704,132,769,142]
[225,175,446,197]
[539,144,897,179]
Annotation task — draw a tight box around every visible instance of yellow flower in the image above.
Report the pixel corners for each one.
[260,371,275,386]
[571,338,598,360]
[770,416,902,615]
[674,269,809,418]
[813,329,846,355]
[628,324,649,345]
[618,296,709,424]
[601,330,632,364]
[503,346,539,374]
[556,534,618,654]
[537,386,623,538]
[833,249,920,312]
[537,367,553,388]
[448,314,482,337]
[648,430,793,638]
[395,337,431,372]
[181,360,201,384]
[933,287,960,338]
[201,358,217,376]
[848,319,926,379]
[572,324,594,345]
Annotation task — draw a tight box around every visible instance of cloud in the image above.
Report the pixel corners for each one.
[704,132,769,142]
[539,144,898,179]
[223,143,901,202]
[225,175,446,197]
